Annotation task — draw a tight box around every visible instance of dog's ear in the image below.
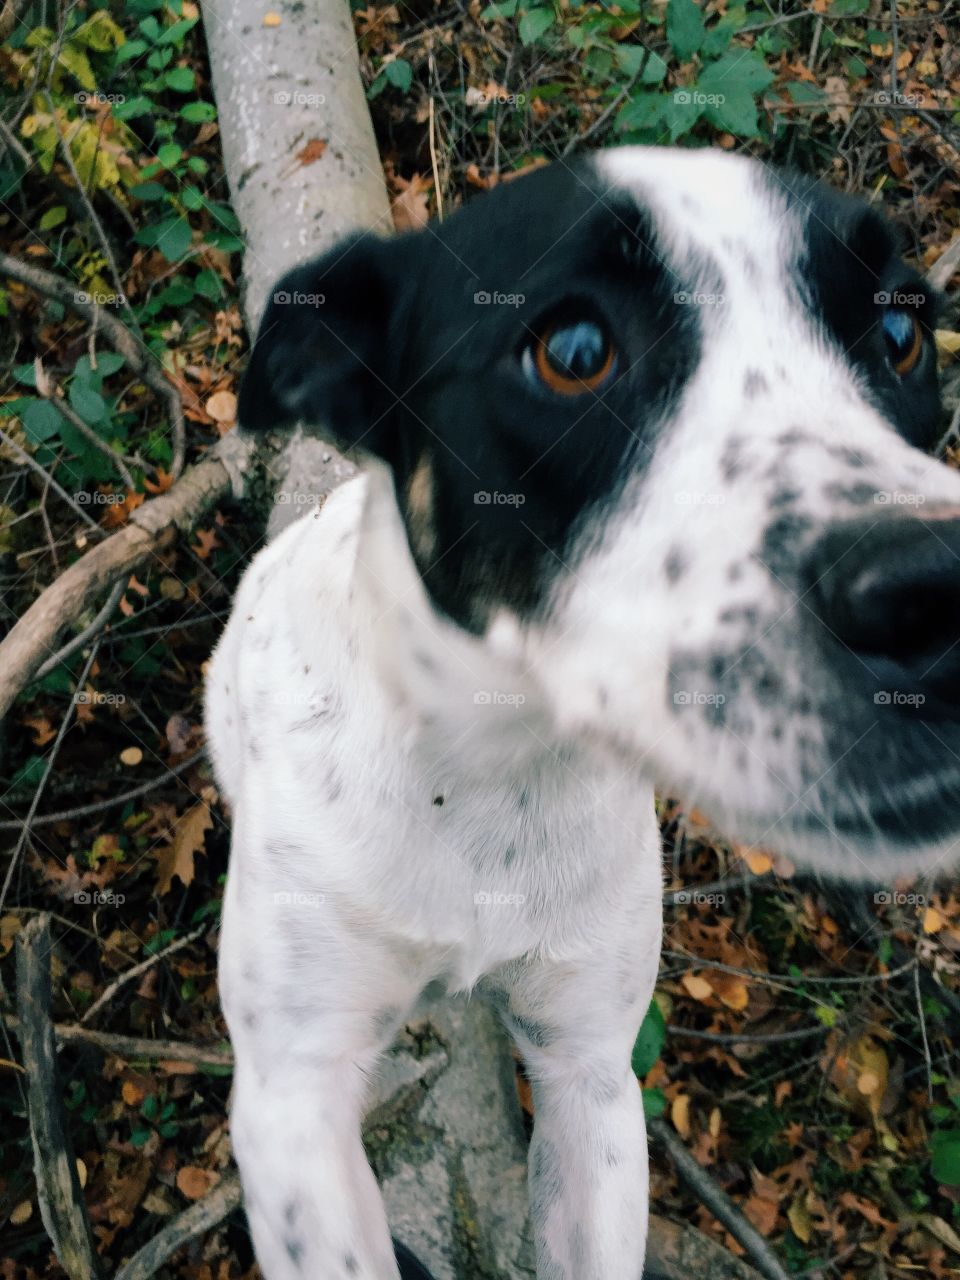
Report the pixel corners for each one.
[237,231,400,453]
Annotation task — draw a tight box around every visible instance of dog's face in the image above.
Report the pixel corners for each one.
[240,145,960,876]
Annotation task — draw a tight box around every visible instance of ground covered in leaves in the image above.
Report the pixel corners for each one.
[1,0,959,1277]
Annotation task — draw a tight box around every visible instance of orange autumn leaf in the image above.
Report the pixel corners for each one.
[671,1094,691,1139]
[143,468,174,495]
[155,802,212,895]
[681,972,714,1002]
[175,1166,219,1200]
[294,137,327,167]
[193,527,221,559]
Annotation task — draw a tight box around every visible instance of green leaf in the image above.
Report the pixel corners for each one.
[384,58,413,91]
[186,156,208,174]
[846,55,868,76]
[138,16,162,41]
[12,364,37,386]
[616,91,664,133]
[113,96,154,120]
[147,47,174,70]
[94,352,126,377]
[181,186,204,210]
[699,48,774,95]
[114,37,149,63]
[814,1004,838,1028]
[164,65,195,91]
[614,46,668,85]
[179,100,217,123]
[480,0,519,14]
[660,91,704,140]
[39,205,68,230]
[157,16,199,44]
[786,80,825,104]
[141,1094,159,1120]
[631,999,666,1077]
[518,7,555,44]
[194,269,223,301]
[69,380,107,423]
[130,1128,152,1147]
[931,1131,960,1186]
[642,1087,667,1121]
[130,181,168,201]
[154,216,193,261]
[830,0,870,13]
[20,399,63,444]
[73,12,126,51]
[156,142,183,168]
[666,0,705,61]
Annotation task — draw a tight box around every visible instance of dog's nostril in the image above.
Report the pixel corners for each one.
[807,514,960,694]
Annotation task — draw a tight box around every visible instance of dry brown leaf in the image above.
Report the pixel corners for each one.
[671,1094,691,1139]
[122,1080,146,1107]
[923,906,944,934]
[155,802,212,895]
[262,10,281,25]
[294,138,327,167]
[9,1200,32,1225]
[120,747,143,767]
[176,1166,220,1200]
[681,972,713,1002]
[787,1193,812,1244]
[391,173,432,232]
[206,389,237,424]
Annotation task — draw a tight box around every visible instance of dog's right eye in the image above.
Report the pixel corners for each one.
[522,320,618,397]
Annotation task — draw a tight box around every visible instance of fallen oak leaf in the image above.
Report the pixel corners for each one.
[176,1166,220,1200]
[155,801,212,895]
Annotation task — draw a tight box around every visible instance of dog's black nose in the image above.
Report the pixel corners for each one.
[806,512,960,704]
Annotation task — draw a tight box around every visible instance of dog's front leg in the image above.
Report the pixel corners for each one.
[489,919,660,1279]
[219,847,421,1280]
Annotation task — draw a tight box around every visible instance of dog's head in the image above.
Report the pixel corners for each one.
[239,145,960,877]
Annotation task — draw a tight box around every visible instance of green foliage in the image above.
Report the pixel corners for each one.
[631,998,666,1077]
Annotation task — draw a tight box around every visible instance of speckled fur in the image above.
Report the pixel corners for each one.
[206,146,960,1280]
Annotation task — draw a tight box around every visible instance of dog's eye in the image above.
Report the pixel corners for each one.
[881,308,923,377]
[523,320,617,396]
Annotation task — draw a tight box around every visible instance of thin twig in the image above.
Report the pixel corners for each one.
[667,1022,828,1045]
[649,1118,791,1280]
[0,640,100,915]
[0,252,186,477]
[15,915,103,1280]
[114,1175,243,1280]
[563,58,647,156]
[662,949,917,987]
[0,426,102,533]
[33,577,126,681]
[81,925,207,1025]
[45,92,141,338]
[0,747,207,830]
[53,1023,233,1066]
[913,961,933,1103]
[34,357,137,489]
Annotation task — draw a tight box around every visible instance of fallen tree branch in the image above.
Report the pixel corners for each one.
[649,1118,791,1280]
[15,915,102,1280]
[114,1173,242,1280]
[0,251,186,477]
[81,925,208,1026]
[646,1215,768,1280]
[0,435,254,722]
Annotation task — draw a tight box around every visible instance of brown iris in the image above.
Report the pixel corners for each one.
[528,319,617,396]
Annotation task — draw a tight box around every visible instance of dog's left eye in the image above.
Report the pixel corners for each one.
[522,320,617,396]
[881,308,923,377]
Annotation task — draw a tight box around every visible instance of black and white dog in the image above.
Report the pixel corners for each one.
[205,146,960,1280]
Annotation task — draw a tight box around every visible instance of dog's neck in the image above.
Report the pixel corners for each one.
[349,461,599,779]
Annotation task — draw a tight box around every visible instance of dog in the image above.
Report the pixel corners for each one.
[205,145,960,1280]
